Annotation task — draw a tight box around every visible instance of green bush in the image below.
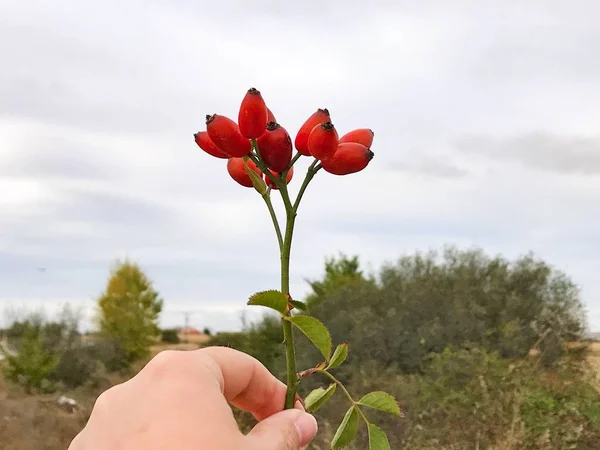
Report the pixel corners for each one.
[161,328,180,344]
[3,328,60,394]
[49,345,100,389]
[2,306,133,391]
[205,314,284,376]
[91,337,130,373]
[307,247,586,373]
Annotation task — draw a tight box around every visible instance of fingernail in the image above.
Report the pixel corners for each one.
[294,413,318,447]
[294,400,305,411]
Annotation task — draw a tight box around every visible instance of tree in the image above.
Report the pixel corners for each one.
[161,328,180,344]
[2,305,105,390]
[97,260,163,365]
[304,253,371,311]
[306,247,586,373]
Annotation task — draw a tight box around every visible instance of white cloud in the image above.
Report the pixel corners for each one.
[1,0,600,331]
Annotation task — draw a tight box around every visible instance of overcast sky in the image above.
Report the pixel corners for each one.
[1,1,599,332]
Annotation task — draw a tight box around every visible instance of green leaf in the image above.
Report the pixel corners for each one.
[368,424,390,450]
[289,300,307,311]
[288,315,332,361]
[357,391,401,416]
[247,290,287,313]
[304,383,336,413]
[331,406,359,449]
[327,343,349,369]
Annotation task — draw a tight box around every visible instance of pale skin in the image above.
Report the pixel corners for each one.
[68,346,318,450]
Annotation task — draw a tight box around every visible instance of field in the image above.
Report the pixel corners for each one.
[588,342,600,390]
[1,341,599,449]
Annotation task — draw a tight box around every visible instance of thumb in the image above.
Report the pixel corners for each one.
[246,408,318,450]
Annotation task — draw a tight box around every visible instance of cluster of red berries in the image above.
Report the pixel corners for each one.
[194,88,374,188]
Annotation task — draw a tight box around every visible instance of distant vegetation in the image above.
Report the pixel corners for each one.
[97,260,164,365]
[206,247,599,449]
[1,246,599,449]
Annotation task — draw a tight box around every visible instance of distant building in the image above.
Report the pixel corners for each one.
[177,327,210,344]
[179,327,202,335]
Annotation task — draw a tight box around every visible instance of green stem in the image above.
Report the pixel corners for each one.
[287,151,303,171]
[281,209,297,409]
[254,150,321,409]
[262,192,283,251]
[318,369,355,405]
[248,142,280,187]
[317,369,370,424]
[280,161,317,408]
[292,159,320,213]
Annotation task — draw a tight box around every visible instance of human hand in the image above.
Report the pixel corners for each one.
[68,346,318,449]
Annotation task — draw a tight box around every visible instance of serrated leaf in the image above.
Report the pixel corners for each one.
[357,391,401,416]
[247,290,287,313]
[289,315,332,361]
[331,406,359,449]
[327,343,349,369]
[368,424,390,450]
[289,300,307,311]
[304,383,336,413]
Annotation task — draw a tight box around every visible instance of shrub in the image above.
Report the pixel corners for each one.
[161,328,180,344]
[308,247,587,373]
[3,328,60,394]
[49,346,100,389]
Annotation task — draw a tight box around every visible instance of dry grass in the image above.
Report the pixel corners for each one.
[177,333,210,345]
[0,376,86,450]
[150,342,201,356]
[0,342,195,450]
[587,342,600,392]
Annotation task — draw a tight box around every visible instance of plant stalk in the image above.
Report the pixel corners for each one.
[262,192,283,251]
[281,198,298,409]
[258,154,321,409]
[317,369,370,424]
[293,160,320,213]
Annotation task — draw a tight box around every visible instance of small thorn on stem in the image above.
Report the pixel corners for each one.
[297,368,317,379]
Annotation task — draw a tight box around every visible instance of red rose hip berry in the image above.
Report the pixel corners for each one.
[320,142,374,175]
[339,128,374,148]
[206,114,251,158]
[238,88,268,139]
[265,166,294,190]
[227,157,262,188]
[295,108,330,156]
[193,131,229,159]
[308,121,339,160]
[256,122,293,172]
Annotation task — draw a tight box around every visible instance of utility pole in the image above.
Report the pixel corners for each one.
[182,311,192,343]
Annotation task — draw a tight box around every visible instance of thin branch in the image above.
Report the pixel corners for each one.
[292,159,320,212]
[261,192,283,251]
